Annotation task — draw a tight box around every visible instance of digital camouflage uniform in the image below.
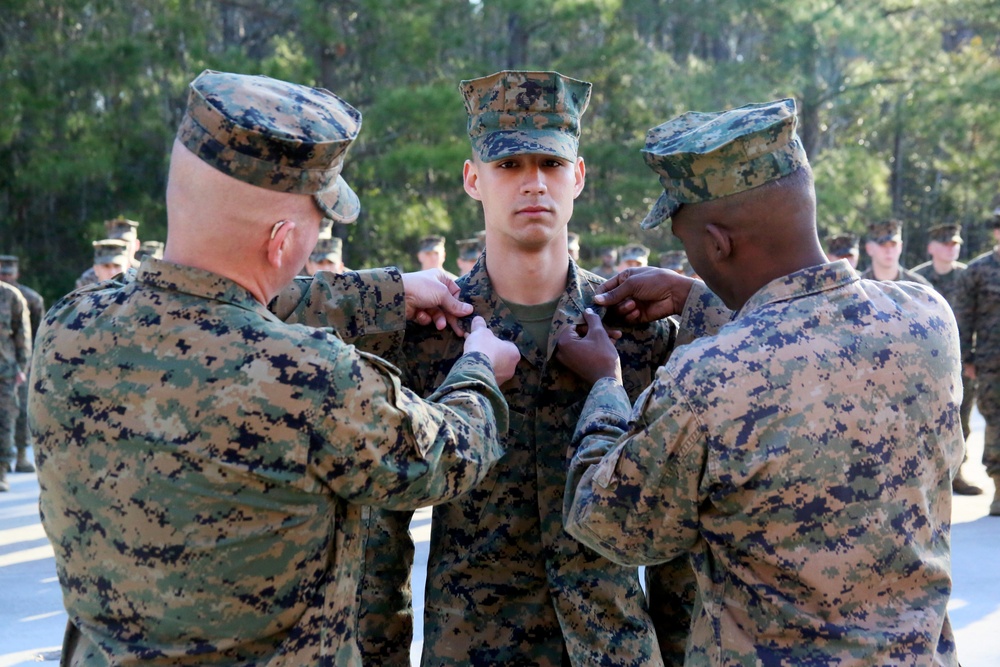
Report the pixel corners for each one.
[859,264,932,286]
[954,243,1000,483]
[29,70,510,666]
[0,281,30,479]
[565,266,962,667]
[362,256,696,667]
[0,256,44,470]
[565,99,962,666]
[913,228,974,443]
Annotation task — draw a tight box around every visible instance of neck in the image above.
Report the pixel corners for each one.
[871,264,900,281]
[484,235,570,305]
[931,257,955,274]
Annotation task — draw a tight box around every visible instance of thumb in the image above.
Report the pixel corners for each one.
[581,308,606,336]
[438,289,474,318]
[468,315,487,333]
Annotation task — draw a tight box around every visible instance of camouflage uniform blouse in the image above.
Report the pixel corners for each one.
[565,261,962,667]
[29,259,508,666]
[359,256,695,667]
[0,281,30,379]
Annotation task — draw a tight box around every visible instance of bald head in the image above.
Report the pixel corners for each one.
[671,166,826,309]
[165,140,324,302]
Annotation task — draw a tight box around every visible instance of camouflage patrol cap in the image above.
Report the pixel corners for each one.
[418,235,446,254]
[0,255,17,276]
[104,216,139,241]
[456,237,484,262]
[659,249,687,272]
[927,223,962,244]
[176,69,362,223]
[93,239,131,266]
[640,98,809,230]
[619,243,650,263]
[309,236,343,263]
[461,70,592,162]
[318,217,334,240]
[826,232,859,258]
[136,240,164,261]
[867,218,903,244]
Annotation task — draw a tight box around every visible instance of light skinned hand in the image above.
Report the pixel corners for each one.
[555,309,622,386]
[463,316,520,385]
[594,266,695,324]
[402,269,473,337]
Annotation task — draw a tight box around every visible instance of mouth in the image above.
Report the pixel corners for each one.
[517,205,551,215]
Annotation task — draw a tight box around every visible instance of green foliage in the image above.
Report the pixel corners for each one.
[1,0,999,300]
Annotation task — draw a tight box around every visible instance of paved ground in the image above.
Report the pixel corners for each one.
[3,411,999,666]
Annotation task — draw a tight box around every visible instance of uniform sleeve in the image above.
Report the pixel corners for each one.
[270,268,407,346]
[564,373,703,566]
[13,289,30,370]
[313,347,508,509]
[676,280,732,346]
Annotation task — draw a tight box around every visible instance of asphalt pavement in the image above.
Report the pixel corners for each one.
[3,411,999,666]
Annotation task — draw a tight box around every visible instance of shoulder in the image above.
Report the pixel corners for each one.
[910,261,932,276]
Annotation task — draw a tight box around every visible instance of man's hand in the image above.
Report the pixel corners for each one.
[555,309,622,386]
[463,316,520,385]
[401,269,472,337]
[594,266,694,324]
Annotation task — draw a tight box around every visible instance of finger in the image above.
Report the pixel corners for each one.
[414,310,431,326]
[595,270,624,296]
[428,307,447,331]
[606,328,623,340]
[469,315,487,333]
[446,313,468,338]
[581,308,605,336]
[437,289,474,319]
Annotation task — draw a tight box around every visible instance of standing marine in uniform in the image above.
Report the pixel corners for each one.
[305,236,346,275]
[616,242,651,272]
[0,279,30,491]
[590,245,618,279]
[355,70,696,667]
[75,217,141,289]
[824,231,860,268]
[913,222,982,495]
[29,69,519,665]
[954,206,1000,516]
[558,98,962,666]
[455,234,484,276]
[861,218,932,285]
[0,255,44,473]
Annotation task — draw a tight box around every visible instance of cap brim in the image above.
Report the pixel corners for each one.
[315,175,360,224]
[473,130,578,162]
[640,190,681,230]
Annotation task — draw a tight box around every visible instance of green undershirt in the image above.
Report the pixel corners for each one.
[503,297,561,352]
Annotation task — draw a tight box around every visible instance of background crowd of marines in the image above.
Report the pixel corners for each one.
[1,65,997,667]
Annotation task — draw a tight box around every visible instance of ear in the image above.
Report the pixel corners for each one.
[572,157,586,199]
[266,220,296,269]
[705,223,732,261]
[463,159,482,201]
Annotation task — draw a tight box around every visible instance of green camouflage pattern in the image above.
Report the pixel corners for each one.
[176,69,362,223]
[927,223,963,244]
[866,218,904,243]
[104,216,140,242]
[564,261,962,666]
[825,232,859,258]
[7,280,44,457]
[356,256,697,667]
[309,236,342,263]
[28,259,509,665]
[912,260,975,439]
[92,238,131,266]
[0,281,30,469]
[955,248,1000,475]
[619,243,650,263]
[461,70,591,162]
[640,98,808,229]
[136,240,165,261]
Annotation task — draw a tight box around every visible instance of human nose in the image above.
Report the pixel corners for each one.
[520,164,547,194]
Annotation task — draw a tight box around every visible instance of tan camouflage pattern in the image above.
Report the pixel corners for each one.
[866,218,904,243]
[640,98,808,229]
[955,248,1000,475]
[565,261,962,666]
[0,282,30,469]
[825,232,859,258]
[104,216,139,242]
[92,238,131,266]
[176,70,362,223]
[461,70,591,162]
[353,256,698,667]
[309,236,342,263]
[28,259,509,665]
[927,223,963,244]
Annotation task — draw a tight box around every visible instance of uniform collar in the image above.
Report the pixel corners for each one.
[136,258,276,318]
[736,259,859,320]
